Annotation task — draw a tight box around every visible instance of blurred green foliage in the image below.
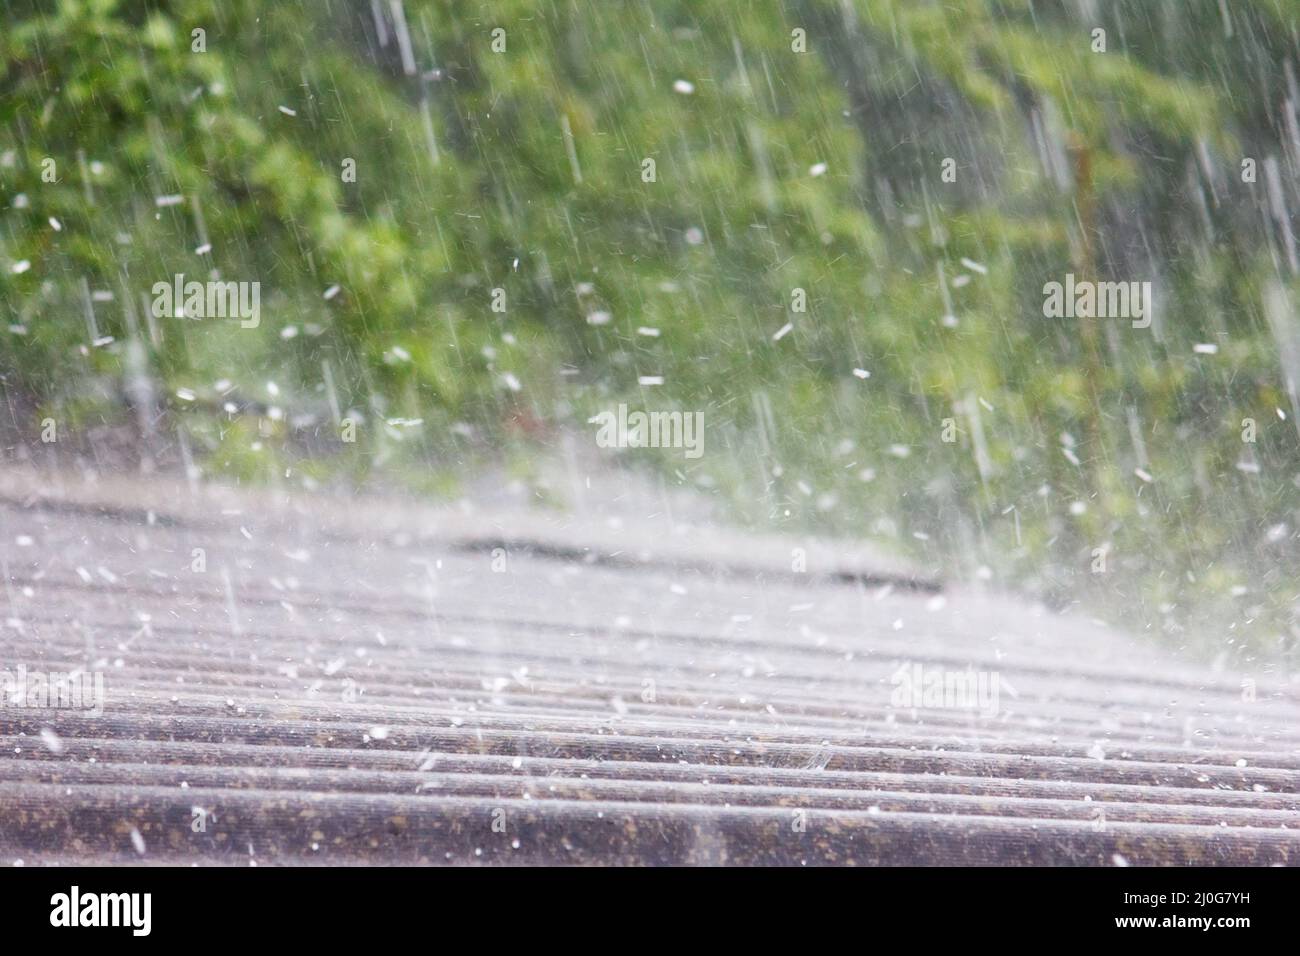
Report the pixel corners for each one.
[3,0,1300,658]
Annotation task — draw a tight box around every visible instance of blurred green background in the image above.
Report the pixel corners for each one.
[3,0,1300,662]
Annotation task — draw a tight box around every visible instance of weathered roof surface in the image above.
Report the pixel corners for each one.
[0,470,1297,865]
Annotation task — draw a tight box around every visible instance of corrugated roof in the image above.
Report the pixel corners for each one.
[1,472,1296,865]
